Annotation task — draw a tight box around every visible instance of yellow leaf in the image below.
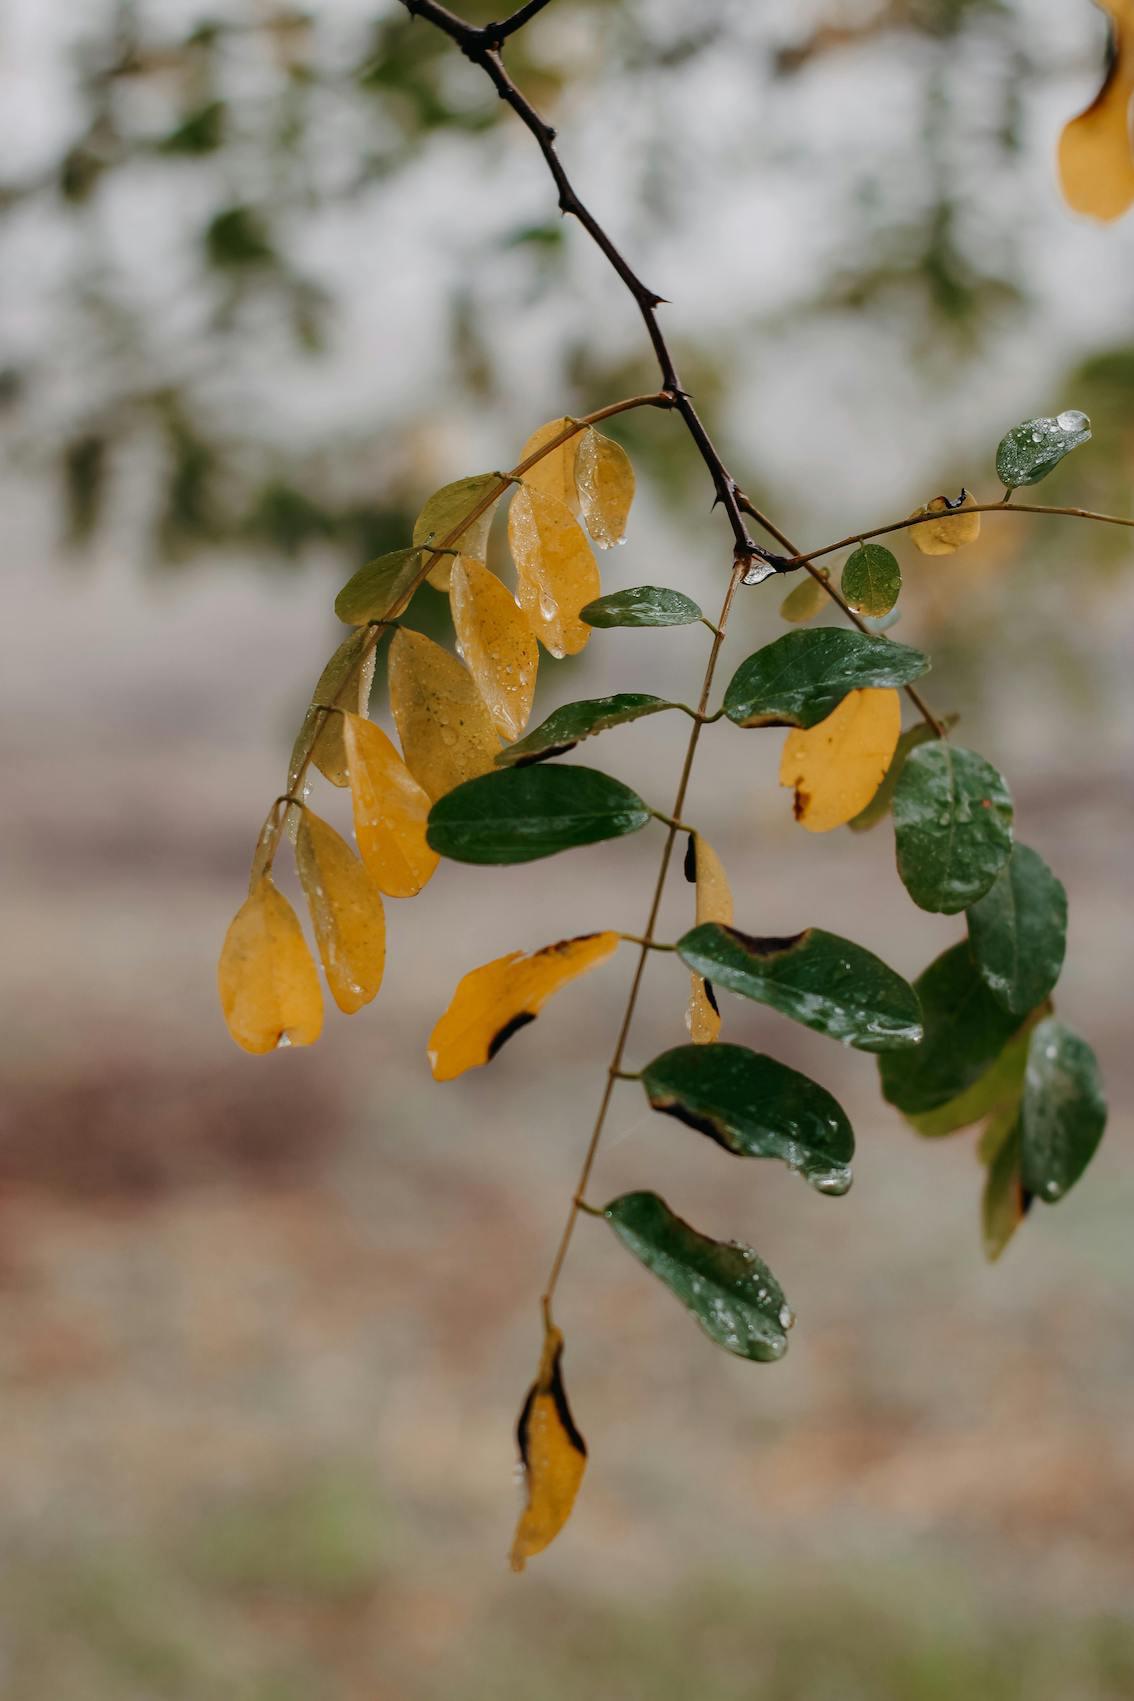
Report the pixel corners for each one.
[288,628,378,794]
[780,687,902,833]
[1058,0,1134,221]
[218,876,324,1054]
[517,417,580,515]
[575,427,635,548]
[685,832,734,1044]
[450,556,539,741]
[510,1327,587,1573]
[295,809,386,1015]
[779,571,829,623]
[508,486,600,658]
[428,932,620,1081]
[909,492,981,556]
[387,627,500,802]
[341,711,439,897]
[426,553,457,593]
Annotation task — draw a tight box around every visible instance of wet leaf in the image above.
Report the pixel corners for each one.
[603,1191,792,1362]
[412,473,501,568]
[892,742,1014,914]
[1020,1018,1107,1203]
[780,687,902,833]
[907,1020,1037,1138]
[218,876,323,1054]
[840,544,901,616]
[641,1042,855,1196]
[428,932,620,1080]
[685,833,733,1045]
[677,921,922,1053]
[341,712,439,897]
[387,628,499,802]
[495,693,676,767]
[995,412,1093,490]
[450,556,538,741]
[295,809,386,1015]
[778,572,829,624]
[878,942,1023,1119]
[334,547,422,625]
[574,427,635,547]
[1058,6,1134,221]
[848,719,955,833]
[966,843,1067,1017]
[289,628,378,792]
[908,491,981,556]
[510,1327,587,1573]
[723,629,929,729]
[580,585,701,628]
[508,486,600,658]
[981,1110,1029,1262]
[516,418,580,515]
[427,764,651,864]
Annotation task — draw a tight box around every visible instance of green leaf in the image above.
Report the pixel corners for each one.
[995,411,1092,490]
[412,473,501,559]
[580,586,702,628]
[906,1021,1034,1137]
[495,694,677,768]
[966,843,1067,1017]
[641,1042,854,1196]
[878,942,1024,1119]
[334,547,423,625]
[603,1191,792,1362]
[1019,1018,1107,1203]
[287,627,378,792]
[426,764,651,864]
[840,544,901,616]
[723,629,930,729]
[848,720,956,834]
[982,1110,1029,1262]
[892,742,1013,914]
[675,922,922,1053]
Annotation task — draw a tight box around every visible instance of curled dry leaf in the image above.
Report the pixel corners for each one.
[909,491,981,556]
[508,485,601,658]
[428,931,620,1080]
[510,1326,587,1573]
[1058,0,1134,221]
[388,627,500,802]
[574,426,635,547]
[218,875,324,1054]
[295,808,386,1015]
[341,711,438,897]
[684,833,733,1044]
[450,556,539,741]
[516,417,580,514]
[780,687,902,833]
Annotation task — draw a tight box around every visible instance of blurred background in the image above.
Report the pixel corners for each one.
[2,0,1133,1696]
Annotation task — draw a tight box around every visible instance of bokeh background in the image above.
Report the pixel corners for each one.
[2,1,1134,1696]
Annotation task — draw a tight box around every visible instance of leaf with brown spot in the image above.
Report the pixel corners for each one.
[341,711,439,897]
[779,687,902,833]
[428,932,621,1081]
[574,426,635,547]
[387,628,500,802]
[1058,1,1134,221]
[510,1327,587,1573]
[450,556,539,741]
[517,418,580,514]
[218,876,324,1054]
[684,833,733,1044]
[508,486,600,658]
[909,491,981,556]
[295,809,386,1015]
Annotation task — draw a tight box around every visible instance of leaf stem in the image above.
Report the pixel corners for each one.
[617,933,676,951]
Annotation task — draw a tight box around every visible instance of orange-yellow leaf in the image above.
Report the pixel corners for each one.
[1058,1,1134,221]
[450,556,539,741]
[510,1327,587,1573]
[517,417,580,515]
[779,571,829,624]
[575,427,635,548]
[780,687,902,833]
[295,808,386,1014]
[426,553,457,593]
[387,627,500,802]
[909,491,981,556]
[218,876,324,1053]
[428,932,620,1082]
[685,832,734,1044]
[508,486,600,658]
[341,711,439,897]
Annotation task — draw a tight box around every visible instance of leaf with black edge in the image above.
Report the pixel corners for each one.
[685,834,733,1044]
[580,586,701,628]
[893,742,1013,914]
[878,942,1024,1119]
[510,1326,587,1573]
[966,843,1067,1017]
[427,763,651,864]
[1019,1018,1107,1203]
[494,693,677,767]
[723,628,929,730]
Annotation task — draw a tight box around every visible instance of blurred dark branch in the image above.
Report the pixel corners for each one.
[483,0,561,46]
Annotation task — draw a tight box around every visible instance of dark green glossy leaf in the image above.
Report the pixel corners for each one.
[995,411,1091,490]
[848,718,957,834]
[675,922,922,1053]
[603,1191,792,1362]
[966,843,1067,1017]
[723,629,930,730]
[580,586,702,628]
[840,544,901,616]
[981,1109,1029,1262]
[1020,1018,1107,1203]
[906,1021,1034,1137]
[878,942,1023,1118]
[334,547,422,625]
[426,763,651,864]
[412,473,500,559]
[494,694,676,768]
[642,1042,854,1196]
[893,742,1013,914]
